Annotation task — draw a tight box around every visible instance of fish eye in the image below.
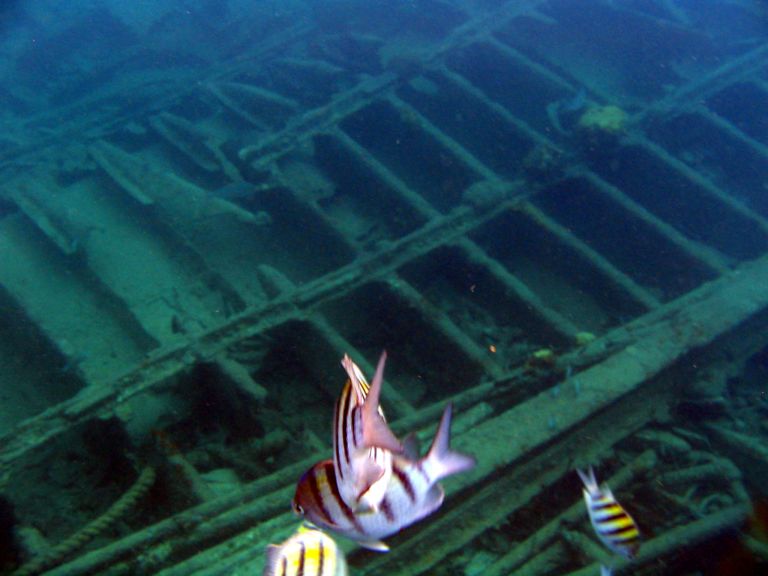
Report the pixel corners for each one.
[292,502,304,516]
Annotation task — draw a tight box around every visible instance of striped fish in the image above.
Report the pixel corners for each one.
[293,403,475,551]
[263,523,348,576]
[577,466,641,559]
[334,352,401,513]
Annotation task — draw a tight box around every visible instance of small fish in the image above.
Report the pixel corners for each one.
[293,403,475,551]
[577,466,641,559]
[334,352,401,513]
[263,523,348,576]
[600,565,613,576]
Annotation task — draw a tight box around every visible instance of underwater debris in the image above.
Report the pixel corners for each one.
[152,429,216,504]
[4,1,768,574]
[213,354,269,403]
[12,467,155,576]
[149,112,222,175]
[211,181,258,201]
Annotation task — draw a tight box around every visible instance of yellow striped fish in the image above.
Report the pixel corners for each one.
[334,352,401,513]
[577,466,641,559]
[263,523,348,576]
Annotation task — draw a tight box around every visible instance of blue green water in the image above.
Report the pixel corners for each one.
[1,1,768,575]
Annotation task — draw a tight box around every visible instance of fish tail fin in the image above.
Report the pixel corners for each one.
[576,465,599,494]
[361,351,402,452]
[262,544,281,576]
[425,403,475,482]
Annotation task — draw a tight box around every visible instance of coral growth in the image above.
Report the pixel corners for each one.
[575,331,596,347]
[525,348,557,371]
[521,144,566,187]
[577,105,627,134]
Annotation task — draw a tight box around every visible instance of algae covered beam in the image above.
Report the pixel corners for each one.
[212,355,268,403]
[20,241,768,575]
[386,274,506,381]
[0,181,520,470]
[630,134,768,238]
[238,73,398,167]
[91,139,261,226]
[89,141,155,206]
[206,81,299,130]
[358,253,768,575]
[149,112,223,174]
[7,181,79,255]
[520,202,661,311]
[575,169,732,275]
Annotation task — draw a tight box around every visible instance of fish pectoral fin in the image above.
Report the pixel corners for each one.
[358,539,390,552]
[355,476,388,515]
[356,462,385,495]
[353,502,377,515]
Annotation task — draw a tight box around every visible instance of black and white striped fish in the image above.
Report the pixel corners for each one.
[293,403,475,551]
[263,523,347,576]
[333,352,401,513]
[578,466,641,559]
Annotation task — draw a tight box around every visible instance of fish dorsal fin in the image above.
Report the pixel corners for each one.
[262,544,281,576]
[343,354,369,403]
[358,352,402,453]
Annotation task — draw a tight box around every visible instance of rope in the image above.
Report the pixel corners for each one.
[12,467,155,576]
